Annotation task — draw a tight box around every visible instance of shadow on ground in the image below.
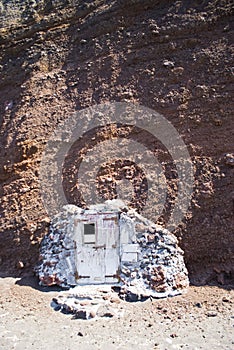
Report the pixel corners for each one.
[2,271,231,293]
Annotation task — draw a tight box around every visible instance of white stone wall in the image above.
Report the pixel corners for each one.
[36,202,189,299]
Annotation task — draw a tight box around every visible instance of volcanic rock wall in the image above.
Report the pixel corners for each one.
[0,0,233,283]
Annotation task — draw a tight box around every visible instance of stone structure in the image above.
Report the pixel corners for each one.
[36,201,189,299]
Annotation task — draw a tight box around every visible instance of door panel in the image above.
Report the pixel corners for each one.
[76,214,120,284]
[76,246,105,284]
[103,217,120,283]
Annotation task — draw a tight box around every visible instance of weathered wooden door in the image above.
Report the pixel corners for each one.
[75,213,120,284]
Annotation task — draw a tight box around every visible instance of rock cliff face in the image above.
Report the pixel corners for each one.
[0,0,233,284]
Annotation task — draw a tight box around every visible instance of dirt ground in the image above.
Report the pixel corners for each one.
[0,276,233,350]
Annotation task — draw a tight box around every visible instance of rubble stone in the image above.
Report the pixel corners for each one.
[224,153,234,167]
[51,285,122,319]
[36,201,189,299]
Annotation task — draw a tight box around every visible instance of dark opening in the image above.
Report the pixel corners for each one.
[84,223,95,235]
[83,223,96,244]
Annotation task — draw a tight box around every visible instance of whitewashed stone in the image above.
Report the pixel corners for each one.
[36,200,189,298]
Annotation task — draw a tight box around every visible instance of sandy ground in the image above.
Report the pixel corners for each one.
[0,276,233,350]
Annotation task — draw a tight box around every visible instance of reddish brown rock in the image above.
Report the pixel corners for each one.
[0,1,233,287]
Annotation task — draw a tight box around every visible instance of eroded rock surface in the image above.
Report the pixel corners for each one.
[0,1,233,285]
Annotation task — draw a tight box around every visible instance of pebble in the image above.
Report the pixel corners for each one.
[75,310,87,319]
[163,60,174,68]
[17,261,24,269]
[222,296,231,303]
[206,310,217,317]
[224,153,234,166]
[89,310,96,318]
[110,297,121,304]
[170,333,178,338]
[194,302,202,308]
